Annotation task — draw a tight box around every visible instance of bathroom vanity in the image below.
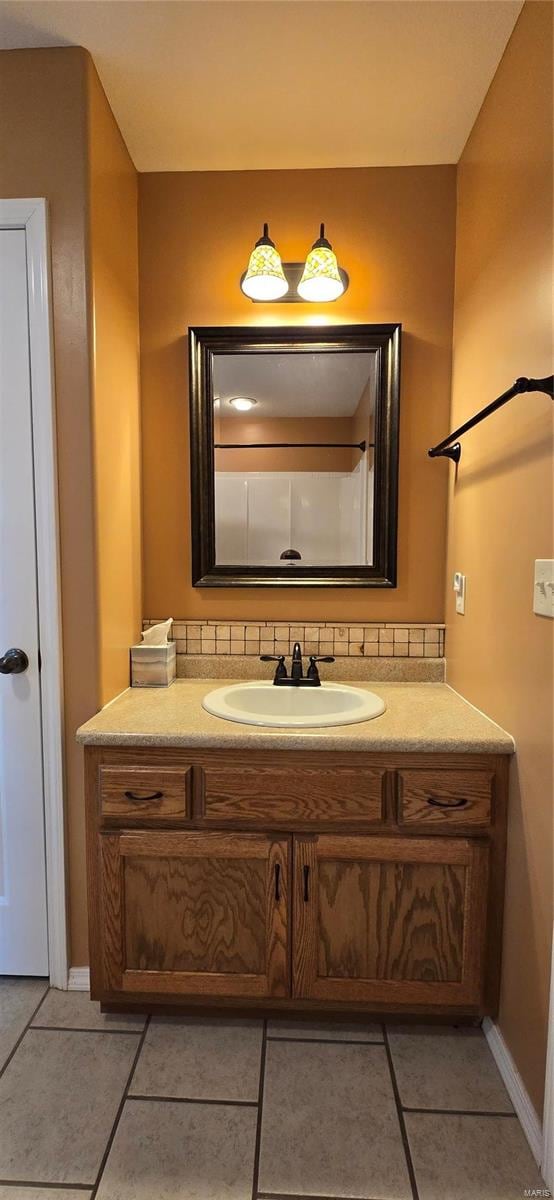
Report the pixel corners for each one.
[78,680,514,1021]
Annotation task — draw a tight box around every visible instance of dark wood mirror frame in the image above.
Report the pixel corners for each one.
[188,323,401,588]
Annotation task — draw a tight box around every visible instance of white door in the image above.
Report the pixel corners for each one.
[0,227,49,974]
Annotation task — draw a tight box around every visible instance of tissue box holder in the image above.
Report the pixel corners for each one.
[131,641,176,687]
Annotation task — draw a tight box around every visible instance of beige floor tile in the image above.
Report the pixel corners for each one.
[258,1040,411,1198]
[0,1028,140,1184]
[31,988,146,1032]
[267,1017,383,1042]
[387,1025,513,1111]
[406,1112,545,1200]
[0,1192,91,1199]
[96,1098,257,1199]
[130,1016,262,1101]
[0,978,48,1070]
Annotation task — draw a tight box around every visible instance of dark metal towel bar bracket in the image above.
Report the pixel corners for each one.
[428,375,554,463]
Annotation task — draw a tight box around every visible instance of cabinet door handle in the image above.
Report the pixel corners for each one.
[124,790,163,803]
[427,794,468,809]
[274,863,281,902]
[303,864,310,902]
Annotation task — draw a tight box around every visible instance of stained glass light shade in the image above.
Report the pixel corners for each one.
[298,225,345,302]
[241,224,289,301]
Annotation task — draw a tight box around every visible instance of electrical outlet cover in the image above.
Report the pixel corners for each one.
[533,559,554,618]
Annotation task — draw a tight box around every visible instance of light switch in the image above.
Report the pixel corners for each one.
[453,571,466,615]
[533,560,554,618]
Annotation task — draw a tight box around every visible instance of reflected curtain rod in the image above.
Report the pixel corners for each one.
[428,376,554,463]
[215,440,370,451]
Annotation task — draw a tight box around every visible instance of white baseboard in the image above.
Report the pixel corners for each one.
[483,1017,543,1170]
[67,967,90,992]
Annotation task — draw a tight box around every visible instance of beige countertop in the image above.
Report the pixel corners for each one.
[76,679,514,754]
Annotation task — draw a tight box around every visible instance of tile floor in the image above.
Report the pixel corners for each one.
[0,980,547,1199]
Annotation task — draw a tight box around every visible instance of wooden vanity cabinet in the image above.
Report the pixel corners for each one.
[85,746,508,1019]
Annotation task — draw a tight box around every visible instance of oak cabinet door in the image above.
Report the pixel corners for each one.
[293,835,488,1008]
[100,831,289,999]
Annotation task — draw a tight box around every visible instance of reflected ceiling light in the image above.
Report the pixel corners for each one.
[298,224,345,302]
[240,224,289,301]
[229,397,258,412]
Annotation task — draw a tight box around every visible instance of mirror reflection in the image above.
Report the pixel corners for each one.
[213,351,376,567]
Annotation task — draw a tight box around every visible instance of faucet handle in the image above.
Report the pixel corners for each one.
[260,654,288,681]
[306,654,335,684]
[309,655,335,664]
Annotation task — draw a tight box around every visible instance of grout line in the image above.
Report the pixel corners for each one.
[0,984,50,1082]
[251,1018,268,1200]
[257,1193,381,1200]
[127,1093,258,1107]
[266,1035,385,1047]
[402,1106,517,1118]
[29,1025,145,1035]
[89,1014,151,1199]
[382,1024,420,1200]
[0,1183,91,1192]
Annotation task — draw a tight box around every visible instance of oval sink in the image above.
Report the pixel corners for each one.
[202,681,386,728]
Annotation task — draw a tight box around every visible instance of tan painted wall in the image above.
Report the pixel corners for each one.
[445,0,553,1116]
[87,59,142,707]
[139,165,456,620]
[0,47,141,966]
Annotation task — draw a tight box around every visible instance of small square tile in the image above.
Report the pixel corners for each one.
[409,628,425,642]
[405,1112,544,1200]
[424,630,440,644]
[319,641,334,654]
[394,642,409,656]
[334,640,349,655]
[409,642,423,656]
[379,642,393,656]
[304,641,319,654]
[349,642,363,655]
[230,643,245,655]
[31,989,146,1032]
[230,627,245,640]
[387,1026,512,1112]
[274,625,289,637]
[394,628,409,642]
[304,626,319,641]
[363,627,379,642]
[245,625,260,641]
[215,624,230,638]
[424,643,439,657]
[290,626,304,640]
[267,1019,383,1042]
[260,639,274,654]
[0,1029,140,1183]
[275,641,289,655]
[362,642,379,656]
[96,1099,257,1200]
[348,626,364,641]
[259,1040,411,1198]
[130,1016,263,1101]
[334,625,349,640]
[379,627,394,643]
[185,624,200,637]
[186,639,201,654]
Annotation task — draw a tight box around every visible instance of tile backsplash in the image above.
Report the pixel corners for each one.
[144,620,445,661]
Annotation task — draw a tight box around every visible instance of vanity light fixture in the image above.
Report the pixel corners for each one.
[229,397,258,412]
[240,224,289,301]
[298,224,345,302]
[240,223,348,303]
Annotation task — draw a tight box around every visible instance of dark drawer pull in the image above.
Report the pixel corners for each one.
[274,863,281,902]
[427,794,468,809]
[124,790,164,803]
[303,864,310,902]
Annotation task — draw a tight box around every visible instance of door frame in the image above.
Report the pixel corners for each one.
[0,198,67,988]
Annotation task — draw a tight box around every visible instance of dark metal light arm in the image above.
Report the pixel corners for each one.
[428,375,554,463]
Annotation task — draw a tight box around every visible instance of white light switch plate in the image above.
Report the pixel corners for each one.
[453,571,466,615]
[533,559,554,618]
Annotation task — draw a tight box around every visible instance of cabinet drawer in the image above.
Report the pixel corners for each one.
[99,766,192,821]
[201,762,385,825]
[397,769,493,828]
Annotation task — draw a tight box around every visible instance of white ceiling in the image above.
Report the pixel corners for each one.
[0,0,523,172]
[214,351,375,418]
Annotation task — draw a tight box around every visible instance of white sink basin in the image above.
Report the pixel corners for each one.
[202,681,386,728]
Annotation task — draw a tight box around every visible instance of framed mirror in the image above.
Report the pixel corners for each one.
[189,323,401,587]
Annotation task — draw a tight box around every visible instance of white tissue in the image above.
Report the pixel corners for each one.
[141,618,173,646]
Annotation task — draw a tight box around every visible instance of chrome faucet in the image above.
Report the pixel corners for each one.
[261,642,335,687]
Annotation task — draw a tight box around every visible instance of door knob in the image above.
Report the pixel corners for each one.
[0,648,29,675]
